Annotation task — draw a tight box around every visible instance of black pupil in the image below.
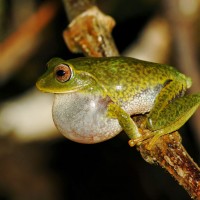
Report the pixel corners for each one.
[56,70,66,77]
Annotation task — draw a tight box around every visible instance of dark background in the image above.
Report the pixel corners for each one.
[0,0,199,199]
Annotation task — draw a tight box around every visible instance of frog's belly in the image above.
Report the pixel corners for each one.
[52,93,122,144]
[52,88,158,144]
[121,87,161,115]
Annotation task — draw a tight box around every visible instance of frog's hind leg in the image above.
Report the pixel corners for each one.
[147,93,200,149]
[148,79,187,124]
[147,79,188,131]
[146,78,200,148]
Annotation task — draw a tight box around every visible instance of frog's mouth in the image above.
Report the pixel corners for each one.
[52,84,89,94]
[36,78,89,94]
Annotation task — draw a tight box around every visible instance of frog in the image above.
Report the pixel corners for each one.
[36,56,200,148]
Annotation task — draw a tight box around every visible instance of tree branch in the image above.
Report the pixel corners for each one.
[62,0,96,22]
[139,132,200,199]
[62,1,119,57]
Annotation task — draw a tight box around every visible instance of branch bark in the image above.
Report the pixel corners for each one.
[138,132,200,199]
[62,0,119,57]
[62,0,200,198]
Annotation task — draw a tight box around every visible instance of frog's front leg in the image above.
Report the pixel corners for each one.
[107,103,151,146]
[146,80,200,148]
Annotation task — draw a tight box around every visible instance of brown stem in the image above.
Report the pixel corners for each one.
[62,0,119,57]
[138,131,200,199]
[62,0,96,22]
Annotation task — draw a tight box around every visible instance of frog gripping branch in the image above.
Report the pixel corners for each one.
[37,1,200,199]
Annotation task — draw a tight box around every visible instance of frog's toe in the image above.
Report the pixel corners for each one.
[128,130,153,147]
[128,139,138,147]
[145,132,165,150]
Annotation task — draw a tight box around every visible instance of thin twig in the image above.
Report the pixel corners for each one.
[62,1,119,57]
[138,131,200,199]
[62,0,96,22]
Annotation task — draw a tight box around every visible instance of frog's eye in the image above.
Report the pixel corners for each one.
[54,64,72,82]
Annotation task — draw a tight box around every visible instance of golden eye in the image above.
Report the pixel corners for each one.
[54,64,72,82]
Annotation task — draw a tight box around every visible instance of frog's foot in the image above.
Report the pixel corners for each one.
[128,129,166,150]
[146,131,165,150]
[128,129,153,147]
[128,138,143,147]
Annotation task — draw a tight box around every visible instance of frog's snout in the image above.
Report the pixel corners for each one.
[36,78,46,92]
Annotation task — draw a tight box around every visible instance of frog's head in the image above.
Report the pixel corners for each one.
[36,57,96,93]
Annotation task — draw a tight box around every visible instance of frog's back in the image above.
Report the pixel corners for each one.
[68,57,184,84]
[68,57,189,100]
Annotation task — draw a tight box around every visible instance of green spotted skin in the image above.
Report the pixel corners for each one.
[41,57,191,103]
[36,56,200,145]
[68,57,188,101]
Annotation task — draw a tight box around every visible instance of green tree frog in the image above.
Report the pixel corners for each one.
[36,56,200,147]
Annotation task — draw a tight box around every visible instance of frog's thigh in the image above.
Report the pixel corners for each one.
[107,103,141,140]
[147,80,186,130]
[146,93,200,149]
[148,93,200,134]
